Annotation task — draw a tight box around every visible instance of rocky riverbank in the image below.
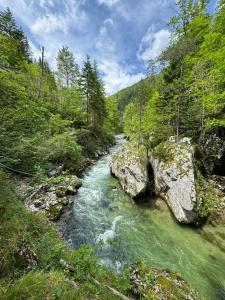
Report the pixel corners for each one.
[110,137,225,225]
[16,173,82,221]
[14,148,109,221]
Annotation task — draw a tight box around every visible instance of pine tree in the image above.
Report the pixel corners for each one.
[91,61,106,130]
[0,8,32,62]
[80,57,106,131]
[80,55,93,126]
[56,46,79,88]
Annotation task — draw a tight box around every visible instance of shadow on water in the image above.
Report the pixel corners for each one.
[202,269,225,300]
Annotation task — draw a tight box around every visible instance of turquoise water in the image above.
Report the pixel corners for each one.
[61,136,225,300]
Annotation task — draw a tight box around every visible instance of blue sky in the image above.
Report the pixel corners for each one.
[0,0,218,94]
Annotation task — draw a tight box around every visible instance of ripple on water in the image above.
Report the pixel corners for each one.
[59,138,225,300]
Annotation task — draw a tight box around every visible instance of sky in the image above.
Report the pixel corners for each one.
[0,0,218,94]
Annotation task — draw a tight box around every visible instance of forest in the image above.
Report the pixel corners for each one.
[0,0,225,299]
[0,7,119,177]
[112,0,225,168]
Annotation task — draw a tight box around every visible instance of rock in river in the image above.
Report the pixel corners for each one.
[149,137,197,223]
[109,144,149,198]
[110,138,197,224]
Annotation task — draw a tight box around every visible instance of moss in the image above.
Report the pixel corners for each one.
[152,140,174,163]
[195,167,222,219]
[0,177,200,299]
[156,275,172,290]
[129,263,201,300]
[47,203,63,221]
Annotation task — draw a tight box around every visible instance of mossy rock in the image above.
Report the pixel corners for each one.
[130,263,201,300]
[56,186,67,197]
[65,175,82,189]
[47,204,63,221]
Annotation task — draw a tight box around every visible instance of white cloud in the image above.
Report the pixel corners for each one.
[0,0,88,67]
[99,60,145,95]
[40,0,54,8]
[31,14,69,35]
[29,39,41,59]
[138,27,170,62]
[98,0,120,6]
[95,18,115,54]
[0,0,175,93]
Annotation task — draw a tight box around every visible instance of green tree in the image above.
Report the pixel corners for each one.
[80,55,93,126]
[56,45,80,88]
[0,8,31,62]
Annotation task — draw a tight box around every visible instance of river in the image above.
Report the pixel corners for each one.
[59,135,225,300]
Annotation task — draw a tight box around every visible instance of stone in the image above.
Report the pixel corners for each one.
[47,203,63,221]
[109,144,149,198]
[47,165,64,178]
[15,239,38,271]
[110,138,197,223]
[149,138,197,223]
[129,263,200,300]
[56,186,67,197]
[65,175,82,189]
[66,185,77,195]
[33,200,43,208]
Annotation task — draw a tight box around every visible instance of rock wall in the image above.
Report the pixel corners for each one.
[110,138,197,224]
[149,138,197,223]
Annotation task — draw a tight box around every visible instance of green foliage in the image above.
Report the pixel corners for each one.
[56,45,80,88]
[0,8,116,178]
[57,87,85,126]
[121,0,224,166]
[47,132,82,170]
[124,102,139,140]
[0,178,130,299]
[195,168,222,218]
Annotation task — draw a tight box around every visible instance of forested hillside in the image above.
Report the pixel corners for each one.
[0,8,119,177]
[112,0,225,177]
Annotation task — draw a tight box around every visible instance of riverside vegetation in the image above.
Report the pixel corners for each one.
[110,0,225,222]
[0,1,225,299]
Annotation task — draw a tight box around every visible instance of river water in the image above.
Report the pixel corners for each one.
[59,135,225,300]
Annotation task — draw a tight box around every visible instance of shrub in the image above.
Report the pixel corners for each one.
[47,131,82,171]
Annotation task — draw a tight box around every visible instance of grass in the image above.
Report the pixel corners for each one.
[0,172,131,299]
[0,170,200,299]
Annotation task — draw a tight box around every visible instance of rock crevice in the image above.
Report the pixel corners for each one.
[110,138,197,224]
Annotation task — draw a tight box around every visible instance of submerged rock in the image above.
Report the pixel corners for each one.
[109,144,150,198]
[150,137,197,224]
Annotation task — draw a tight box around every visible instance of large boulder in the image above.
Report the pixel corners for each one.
[110,138,197,224]
[149,137,197,224]
[109,144,150,198]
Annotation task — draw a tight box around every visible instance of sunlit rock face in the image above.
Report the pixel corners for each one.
[110,138,197,224]
[149,137,197,224]
[109,144,150,198]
